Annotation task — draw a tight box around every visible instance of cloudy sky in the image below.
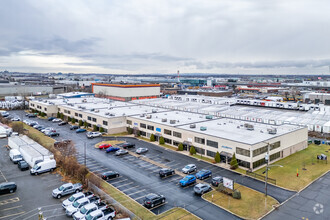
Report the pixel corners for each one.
[0,0,330,74]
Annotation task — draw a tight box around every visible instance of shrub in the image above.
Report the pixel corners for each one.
[215,151,221,163]
[127,127,133,134]
[71,117,76,124]
[99,127,104,133]
[57,112,60,118]
[150,134,155,142]
[41,112,46,117]
[12,122,24,134]
[230,153,238,169]
[233,189,241,199]
[60,113,64,120]
[189,146,196,155]
[159,136,165,145]
[93,125,97,131]
[79,120,83,127]
[178,143,184,151]
[83,121,88,128]
[68,116,71,122]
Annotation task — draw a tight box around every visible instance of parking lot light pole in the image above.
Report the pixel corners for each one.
[84,142,86,167]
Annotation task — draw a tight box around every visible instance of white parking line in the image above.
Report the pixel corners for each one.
[169,163,182,168]
[141,163,154,168]
[127,189,145,196]
[87,164,100,169]
[0,170,7,182]
[121,185,140,192]
[169,177,182,182]
[91,168,108,173]
[133,195,146,201]
[110,178,128,184]
[164,161,176,165]
[116,182,134,188]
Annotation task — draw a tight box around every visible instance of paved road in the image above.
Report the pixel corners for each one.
[0,138,65,220]
[16,111,239,220]
[265,172,330,220]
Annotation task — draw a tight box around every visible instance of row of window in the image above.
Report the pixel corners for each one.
[87,116,97,122]
[252,141,281,157]
[252,151,281,168]
[236,147,250,157]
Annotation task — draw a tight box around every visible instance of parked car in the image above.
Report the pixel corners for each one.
[105,146,120,153]
[194,183,212,195]
[195,169,212,180]
[119,142,135,149]
[76,128,87,133]
[211,176,223,187]
[136,147,148,154]
[46,131,60,137]
[0,182,17,194]
[37,126,45,131]
[41,127,56,133]
[115,149,128,156]
[27,113,37,118]
[70,125,79,130]
[52,183,83,199]
[181,164,197,174]
[65,196,100,217]
[86,132,102,139]
[18,160,29,171]
[98,143,111,150]
[29,121,38,127]
[85,207,116,220]
[101,171,119,180]
[48,117,56,121]
[72,201,107,220]
[58,121,68,126]
[62,191,94,209]
[144,193,166,208]
[11,117,21,121]
[52,118,62,123]
[159,168,175,177]
[179,175,196,187]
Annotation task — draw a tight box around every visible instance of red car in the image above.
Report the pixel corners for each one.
[98,143,112,149]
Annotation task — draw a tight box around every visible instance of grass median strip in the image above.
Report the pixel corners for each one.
[155,207,200,220]
[203,184,278,220]
[254,144,330,191]
[94,140,124,148]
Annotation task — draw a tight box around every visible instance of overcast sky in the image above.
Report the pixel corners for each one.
[0,0,330,74]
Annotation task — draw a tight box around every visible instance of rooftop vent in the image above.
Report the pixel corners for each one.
[146,115,152,119]
[90,109,95,111]
[140,113,145,117]
[190,124,196,128]
[244,123,254,131]
[94,109,99,113]
[105,112,110,115]
[162,118,167,122]
[200,126,207,131]
[267,128,277,134]
[170,120,176,124]
[152,109,157,113]
[206,115,213,119]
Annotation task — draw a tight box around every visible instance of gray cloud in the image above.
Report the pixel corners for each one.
[0,0,330,74]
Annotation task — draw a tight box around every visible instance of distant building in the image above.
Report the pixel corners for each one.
[92,83,160,101]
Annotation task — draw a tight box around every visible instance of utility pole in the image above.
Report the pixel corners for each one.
[84,142,86,167]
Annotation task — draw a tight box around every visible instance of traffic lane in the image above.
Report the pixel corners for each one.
[264,172,330,220]
[76,144,237,219]
[0,138,65,220]
[113,137,295,203]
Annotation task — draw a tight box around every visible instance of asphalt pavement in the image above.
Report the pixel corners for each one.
[265,172,330,220]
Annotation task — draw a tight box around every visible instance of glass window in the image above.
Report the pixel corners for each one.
[87,116,91,121]
[164,129,172,135]
[236,147,250,157]
[140,123,146,128]
[206,140,218,148]
[194,137,205,145]
[103,120,108,126]
[127,120,132,125]
[147,125,154,130]
[173,131,182,138]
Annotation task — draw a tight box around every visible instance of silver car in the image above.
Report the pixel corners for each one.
[194,183,211,195]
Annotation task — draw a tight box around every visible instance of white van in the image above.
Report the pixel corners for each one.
[9,149,23,163]
[30,159,56,175]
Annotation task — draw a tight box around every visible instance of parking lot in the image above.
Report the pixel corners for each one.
[13,110,298,219]
[0,138,66,220]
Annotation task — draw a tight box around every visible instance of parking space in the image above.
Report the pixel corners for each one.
[0,138,65,220]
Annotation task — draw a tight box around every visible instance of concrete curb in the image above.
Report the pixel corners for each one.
[112,136,296,192]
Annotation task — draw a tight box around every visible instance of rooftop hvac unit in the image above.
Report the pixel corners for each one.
[90,109,95,111]
[109,113,115,116]
[206,115,213,119]
[105,112,110,115]
[94,109,99,113]
[170,120,176,124]
[108,107,113,110]
[81,107,86,109]
[162,118,167,122]
[190,124,196,128]
[244,123,254,130]
[146,115,152,119]
[200,126,207,131]
[152,109,157,113]
[267,128,277,134]
[140,114,145,117]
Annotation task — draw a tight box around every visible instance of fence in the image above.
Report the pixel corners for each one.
[246,170,277,185]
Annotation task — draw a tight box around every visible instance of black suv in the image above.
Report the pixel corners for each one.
[211,176,223,187]
[159,168,175,177]
[18,160,29,171]
[144,193,165,208]
[119,142,135,149]
[70,125,79,130]
[58,121,68,126]
[0,182,17,194]
[101,171,119,180]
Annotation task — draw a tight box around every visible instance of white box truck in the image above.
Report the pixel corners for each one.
[9,149,23,163]
[30,159,56,175]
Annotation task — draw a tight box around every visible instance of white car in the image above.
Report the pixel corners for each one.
[62,191,94,209]
[86,132,102,139]
[52,118,62,123]
[182,164,197,174]
[41,127,55,133]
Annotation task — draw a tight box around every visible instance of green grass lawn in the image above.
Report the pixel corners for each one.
[254,144,330,191]
[94,140,124,148]
[203,183,278,220]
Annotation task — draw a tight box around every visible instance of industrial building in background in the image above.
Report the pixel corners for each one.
[92,83,160,101]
